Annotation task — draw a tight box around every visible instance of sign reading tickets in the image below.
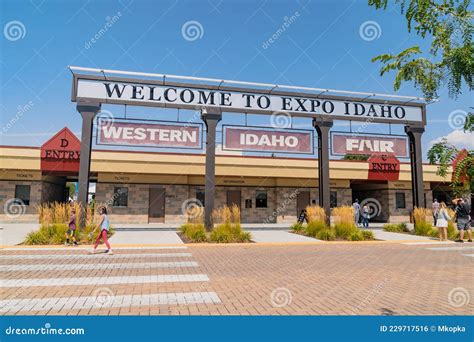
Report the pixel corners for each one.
[331,133,409,158]
[75,78,424,123]
[223,126,313,154]
[96,118,202,149]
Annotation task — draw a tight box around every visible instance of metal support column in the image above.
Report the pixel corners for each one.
[405,125,426,208]
[76,102,101,228]
[201,109,222,230]
[313,118,333,223]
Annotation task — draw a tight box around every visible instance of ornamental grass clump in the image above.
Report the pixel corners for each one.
[302,205,330,237]
[25,202,110,245]
[210,205,251,243]
[413,207,434,236]
[332,206,359,240]
[383,222,410,233]
[306,205,326,224]
[331,206,355,226]
[180,223,208,242]
[185,205,204,225]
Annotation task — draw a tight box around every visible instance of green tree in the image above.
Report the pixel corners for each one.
[427,117,474,196]
[369,0,473,100]
[342,154,370,161]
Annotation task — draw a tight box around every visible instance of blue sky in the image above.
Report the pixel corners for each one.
[1,0,472,159]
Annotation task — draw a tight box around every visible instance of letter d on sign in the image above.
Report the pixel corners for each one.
[60,139,69,148]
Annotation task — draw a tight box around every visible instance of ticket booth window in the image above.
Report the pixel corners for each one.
[15,185,31,205]
[196,191,205,207]
[113,187,128,207]
[396,192,406,209]
[256,191,267,208]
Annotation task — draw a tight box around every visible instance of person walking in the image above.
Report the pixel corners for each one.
[353,199,361,227]
[453,198,472,243]
[361,204,369,228]
[432,198,439,226]
[65,208,78,246]
[436,202,450,241]
[90,206,113,254]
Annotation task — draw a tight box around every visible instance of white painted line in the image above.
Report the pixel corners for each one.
[0,253,192,260]
[403,241,455,245]
[425,246,474,251]
[1,246,187,251]
[0,261,199,272]
[0,291,221,312]
[461,254,474,258]
[1,274,209,287]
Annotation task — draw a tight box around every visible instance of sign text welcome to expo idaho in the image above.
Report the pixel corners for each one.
[75,79,424,123]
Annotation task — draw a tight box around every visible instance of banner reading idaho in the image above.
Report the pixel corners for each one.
[223,125,313,154]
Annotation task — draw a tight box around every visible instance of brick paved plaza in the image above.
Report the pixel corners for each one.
[1,242,473,316]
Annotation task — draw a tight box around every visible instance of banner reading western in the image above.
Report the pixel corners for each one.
[330,132,409,158]
[96,118,203,149]
[223,125,313,154]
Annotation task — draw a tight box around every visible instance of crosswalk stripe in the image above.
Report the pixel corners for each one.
[425,246,474,251]
[0,246,187,251]
[0,291,221,312]
[0,253,192,260]
[1,274,209,287]
[461,254,474,257]
[0,261,199,272]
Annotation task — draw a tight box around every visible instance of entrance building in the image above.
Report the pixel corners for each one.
[1,66,448,226]
[0,142,450,224]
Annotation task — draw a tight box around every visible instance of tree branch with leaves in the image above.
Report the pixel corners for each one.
[369,0,473,100]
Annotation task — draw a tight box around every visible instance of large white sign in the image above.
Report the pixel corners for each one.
[76,79,424,123]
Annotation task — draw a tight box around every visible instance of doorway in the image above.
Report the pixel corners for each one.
[149,188,165,223]
[227,190,241,209]
[296,191,310,216]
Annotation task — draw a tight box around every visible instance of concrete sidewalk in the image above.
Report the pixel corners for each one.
[109,231,184,244]
[248,230,320,243]
[0,223,39,246]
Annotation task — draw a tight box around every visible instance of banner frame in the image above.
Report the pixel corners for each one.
[95,117,204,151]
[221,124,315,155]
[329,131,410,158]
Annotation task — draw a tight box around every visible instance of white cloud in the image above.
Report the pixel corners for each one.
[430,129,474,149]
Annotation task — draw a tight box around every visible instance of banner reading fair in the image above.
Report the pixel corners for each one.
[223,125,313,154]
[96,118,203,149]
[331,133,409,158]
